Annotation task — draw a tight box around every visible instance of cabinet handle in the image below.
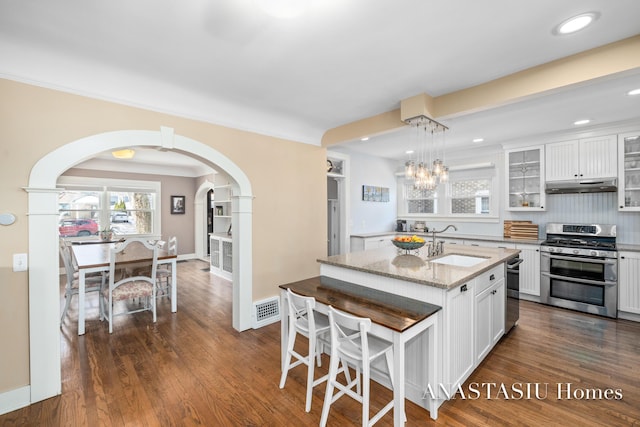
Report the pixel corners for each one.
[620,206,624,209]
[540,206,544,209]
[461,284,468,292]
[621,256,625,259]
[489,274,495,281]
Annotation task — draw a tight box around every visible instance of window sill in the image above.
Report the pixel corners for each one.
[398,214,500,223]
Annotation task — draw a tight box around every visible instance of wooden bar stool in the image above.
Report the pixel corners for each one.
[320,306,395,427]
[279,288,331,412]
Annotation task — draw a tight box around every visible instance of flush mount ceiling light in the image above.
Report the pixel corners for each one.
[404,115,449,190]
[627,88,640,96]
[553,12,599,35]
[472,138,484,143]
[255,0,310,18]
[111,148,136,159]
[574,119,591,126]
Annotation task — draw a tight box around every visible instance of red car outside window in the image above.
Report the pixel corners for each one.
[58,219,99,237]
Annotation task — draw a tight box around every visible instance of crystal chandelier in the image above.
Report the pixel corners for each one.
[404,115,449,190]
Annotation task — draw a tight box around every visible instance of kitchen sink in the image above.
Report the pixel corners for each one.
[430,254,487,267]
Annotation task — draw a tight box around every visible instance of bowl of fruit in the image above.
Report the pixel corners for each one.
[391,235,426,251]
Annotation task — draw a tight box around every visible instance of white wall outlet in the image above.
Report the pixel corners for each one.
[13,253,28,272]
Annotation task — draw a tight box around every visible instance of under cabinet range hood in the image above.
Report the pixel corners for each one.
[545,178,617,194]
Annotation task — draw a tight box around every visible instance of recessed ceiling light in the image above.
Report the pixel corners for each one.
[627,88,640,96]
[361,137,369,141]
[405,150,414,155]
[553,12,599,35]
[574,119,591,126]
[472,138,484,143]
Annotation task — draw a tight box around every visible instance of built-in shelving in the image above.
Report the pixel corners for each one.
[213,182,232,233]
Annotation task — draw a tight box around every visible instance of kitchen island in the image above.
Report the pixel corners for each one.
[315,243,520,420]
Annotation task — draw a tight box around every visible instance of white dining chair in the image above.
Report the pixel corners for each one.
[99,238,157,333]
[320,306,395,427]
[279,288,331,412]
[155,236,177,298]
[59,239,105,323]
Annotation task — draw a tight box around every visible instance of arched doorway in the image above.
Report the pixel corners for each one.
[25,127,253,403]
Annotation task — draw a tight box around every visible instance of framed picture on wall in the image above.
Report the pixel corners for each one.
[171,195,185,214]
[362,185,389,202]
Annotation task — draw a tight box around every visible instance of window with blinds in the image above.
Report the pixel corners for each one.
[403,182,438,214]
[450,179,491,214]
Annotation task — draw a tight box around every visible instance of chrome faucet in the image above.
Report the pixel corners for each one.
[428,225,458,257]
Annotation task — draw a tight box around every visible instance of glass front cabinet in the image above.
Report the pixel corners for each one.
[505,145,546,211]
[618,131,640,211]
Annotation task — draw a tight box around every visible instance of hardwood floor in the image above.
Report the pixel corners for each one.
[2,259,639,426]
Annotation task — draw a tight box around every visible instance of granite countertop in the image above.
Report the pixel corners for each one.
[317,244,520,290]
[350,231,543,245]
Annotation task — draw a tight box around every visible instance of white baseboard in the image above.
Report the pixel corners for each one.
[0,385,30,416]
[519,293,541,303]
[617,311,640,322]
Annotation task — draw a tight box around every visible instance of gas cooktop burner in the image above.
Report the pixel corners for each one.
[542,223,618,253]
[542,238,617,250]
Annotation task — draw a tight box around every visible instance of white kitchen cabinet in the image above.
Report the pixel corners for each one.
[617,131,640,211]
[505,145,546,210]
[440,237,465,246]
[475,278,505,363]
[364,236,394,250]
[350,234,395,252]
[444,280,475,393]
[545,135,617,181]
[516,243,540,297]
[464,240,516,249]
[618,251,640,315]
[210,234,232,280]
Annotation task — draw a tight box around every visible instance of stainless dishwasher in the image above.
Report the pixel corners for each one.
[505,257,523,333]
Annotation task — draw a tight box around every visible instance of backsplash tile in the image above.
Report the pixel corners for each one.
[510,192,640,244]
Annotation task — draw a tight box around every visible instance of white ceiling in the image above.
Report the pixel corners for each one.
[1,0,640,168]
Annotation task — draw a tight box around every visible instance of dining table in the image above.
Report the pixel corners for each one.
[71,240,178,335]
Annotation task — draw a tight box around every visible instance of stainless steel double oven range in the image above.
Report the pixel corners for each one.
[541,223,617,318]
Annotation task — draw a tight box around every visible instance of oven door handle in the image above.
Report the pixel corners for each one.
[541,272,618,287]
[506,258,524,269]
[543,253,617,265]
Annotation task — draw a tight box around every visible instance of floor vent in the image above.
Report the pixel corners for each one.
[252,296,280,329]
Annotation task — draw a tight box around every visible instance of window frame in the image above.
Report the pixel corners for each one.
[57,176,162,239]
[396,164,499,222]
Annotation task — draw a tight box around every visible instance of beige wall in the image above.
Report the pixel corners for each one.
[0,79,327,394]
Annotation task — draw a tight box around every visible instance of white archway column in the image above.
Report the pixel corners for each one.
[24,187,62,402]
[233,194,253,331]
